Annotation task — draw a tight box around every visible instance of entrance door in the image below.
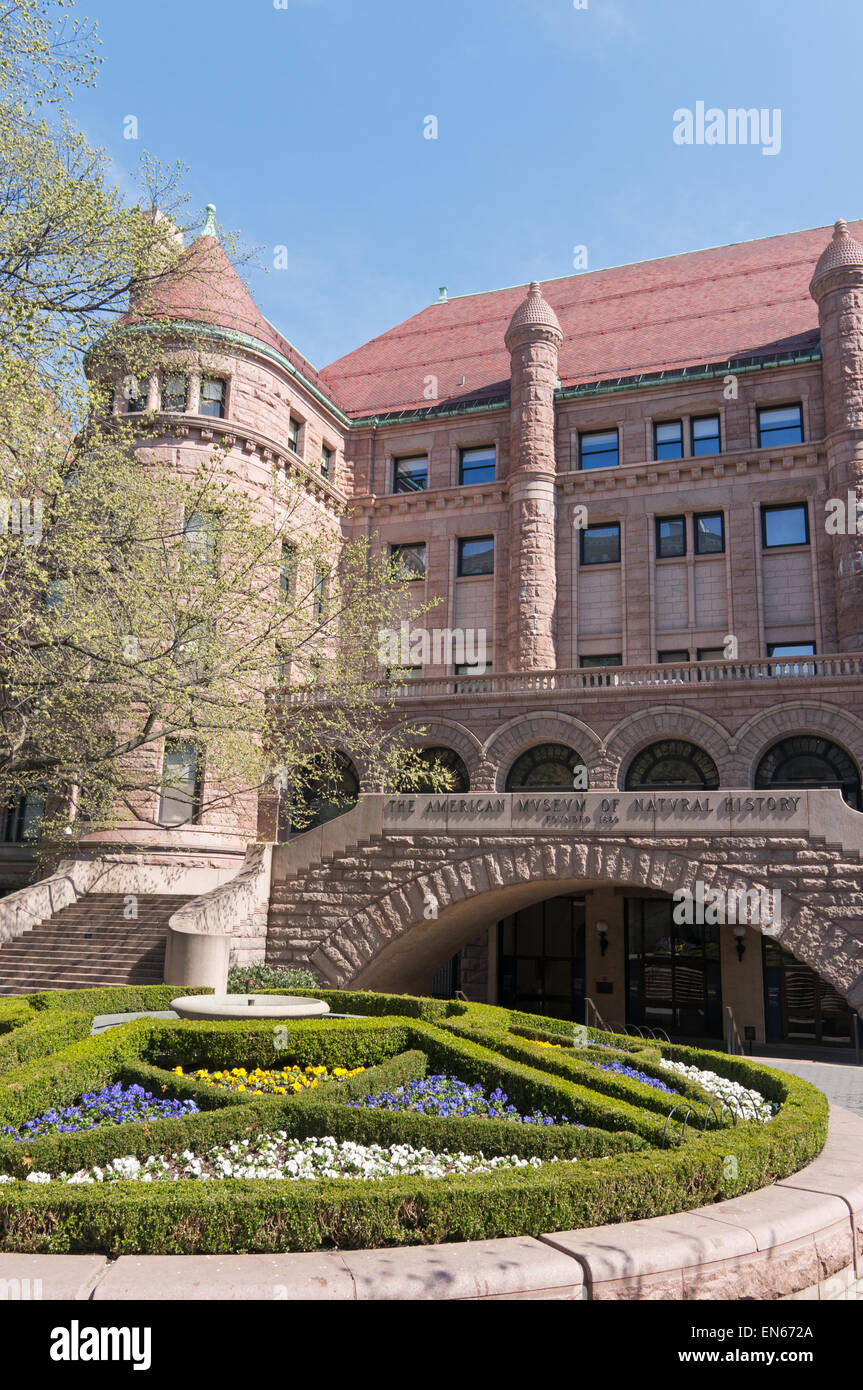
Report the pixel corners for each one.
[625,898,722,1039]
[498,897,586,1020]
[763,940,855,1046]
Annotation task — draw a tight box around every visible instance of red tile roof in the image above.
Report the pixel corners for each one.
[129,235,345,411]
[320,222,861,418]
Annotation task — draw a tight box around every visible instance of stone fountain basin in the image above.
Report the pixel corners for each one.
[170,994,331,1021]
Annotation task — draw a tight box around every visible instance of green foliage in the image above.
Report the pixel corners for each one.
[0,984,830,1254]
[227,964,318,993]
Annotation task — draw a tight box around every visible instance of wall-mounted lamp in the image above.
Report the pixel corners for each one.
[733,925,746,963]
[596,920,609,957]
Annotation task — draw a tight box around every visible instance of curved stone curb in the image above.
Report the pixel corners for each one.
[1,1106,860,1302]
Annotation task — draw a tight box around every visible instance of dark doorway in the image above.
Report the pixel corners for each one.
[498,897,586,1020]
[625,897,722,1039]
[763,940,855,1046]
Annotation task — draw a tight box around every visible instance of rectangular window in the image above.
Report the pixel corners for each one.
[697,647,728,661]
[124,378,148,413]
[580,523,620,566]
[161,374,187,413]
[761,503,810,548]
[313,564,328,618]
[691,414,721,456]
[579,429,619,471]
[459,446,496,486]
[3,793,43,844]
[767,642,816,658]
[694,511,725,555]
[391,542,426,580]
[455,661,492,675]
[758,404,804,448]
[321,445,334,479]
[199,378,226,419]
[654,420,683,461]
[288,417,302,454]
[579,654,622,668]
[394,456,428,493]
[655,515,686,559]
[280,541,297,600]
[158,740,201,826]
[658,650,690,663]
[183,512,216,571]
[457,536,494,577]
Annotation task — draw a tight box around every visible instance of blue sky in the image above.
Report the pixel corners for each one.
[72,0,859,369]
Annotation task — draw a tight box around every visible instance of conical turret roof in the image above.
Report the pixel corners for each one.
[810,220,863,293]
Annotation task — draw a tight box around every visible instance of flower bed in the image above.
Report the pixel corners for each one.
[3,1133,549,1184]
[173,1064,365,1096]
[0,985,828,1254]
[1,1082,199,1140]
[535,1042,679,1094]
[658,1059,778,1123]
[348,1075,575,1125]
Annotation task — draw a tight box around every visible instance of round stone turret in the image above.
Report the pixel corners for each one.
[810,220,863,650]
[505,282,563,672]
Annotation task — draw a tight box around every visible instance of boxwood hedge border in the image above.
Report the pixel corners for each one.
[0,985,829,1254]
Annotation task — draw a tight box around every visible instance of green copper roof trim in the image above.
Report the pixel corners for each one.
[121,319,354,427]
[121,321,821,432]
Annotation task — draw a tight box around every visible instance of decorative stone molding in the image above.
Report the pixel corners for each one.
[605,705,734,788]
[732,701,863,786]
[385,718,485,787]
[483,712,604,791]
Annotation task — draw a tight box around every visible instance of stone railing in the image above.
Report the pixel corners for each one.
[283,654,863,705]
[0,860,101,947]
[164,843,273,991]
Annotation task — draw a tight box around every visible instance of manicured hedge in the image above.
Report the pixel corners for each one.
[0,983,830,1254]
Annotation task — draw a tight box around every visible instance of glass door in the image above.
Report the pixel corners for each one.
[763,940,854,1045]
[625,898,722,1038]
[498,897,586,1021]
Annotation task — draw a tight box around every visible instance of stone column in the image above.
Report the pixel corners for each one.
[810,221,863,651]
[505,282,563,671]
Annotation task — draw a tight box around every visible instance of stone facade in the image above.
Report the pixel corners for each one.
[6,214,863,1041]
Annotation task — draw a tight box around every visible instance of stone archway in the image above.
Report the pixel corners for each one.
[733,702,863,788]
[484,713,604,792]
[606,706,734,789]
[307,834,863,1010]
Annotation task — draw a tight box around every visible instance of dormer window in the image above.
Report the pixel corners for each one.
[161,374,187,413]
[200,378,226,419]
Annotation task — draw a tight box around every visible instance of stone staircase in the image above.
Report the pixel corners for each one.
[0,893,194,995]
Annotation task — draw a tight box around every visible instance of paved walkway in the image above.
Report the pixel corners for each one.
[752,1054,863,1117]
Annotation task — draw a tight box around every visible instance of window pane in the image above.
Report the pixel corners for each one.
[654,421,683,461]
[162,375,187,412]
[457,537,494,576]
[691,415,720,455]
[460,447,495,486]
[199,378,226,418]
[394,456,428,493]
[580,430,619,470]
[762,504,809,547]
[767,643,816,657]
[288,418,301,452]
[184,513,216,569]
[758,405,803,448]
[694,512,724,554]
[391,542,426,580]
[159,742,200,826]
[656,516,685,558]
[280,542,297,599]
[580,654,622,668]
[581,523,620,565]
[658,650,690,663]
[697,647,727,661]
[321,446,334,478]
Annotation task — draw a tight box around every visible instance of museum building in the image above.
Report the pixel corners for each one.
[4,211,863,1052]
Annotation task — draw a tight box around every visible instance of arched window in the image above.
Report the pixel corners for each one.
[625,739,719,791]
[506,743,582,792]
[755,736,861,810]
[287,752,359,833]
[409,748,470,793]
[159,740,202,826]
